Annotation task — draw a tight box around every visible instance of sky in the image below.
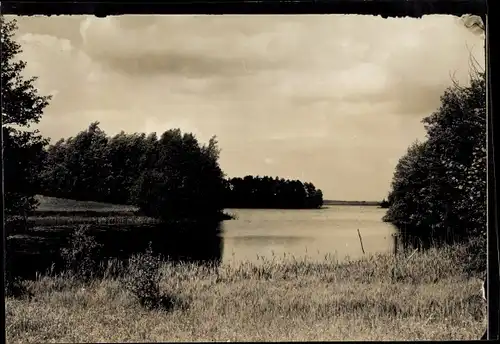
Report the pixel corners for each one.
[10,15,485,201]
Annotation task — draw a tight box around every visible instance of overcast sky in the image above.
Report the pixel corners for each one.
[10,15,484,201]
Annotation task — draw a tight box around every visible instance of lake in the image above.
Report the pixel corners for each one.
[9,204,396,279]
[220,206,396,265]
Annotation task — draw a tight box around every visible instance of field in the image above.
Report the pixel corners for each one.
[31,195,142,219]
[5,196,486,342]
[6,245,486,342]
[35,195,138,213]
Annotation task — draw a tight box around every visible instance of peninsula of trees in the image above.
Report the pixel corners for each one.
[35,123,324,213]
[224,176,323,209]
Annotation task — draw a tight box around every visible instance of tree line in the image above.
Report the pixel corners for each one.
[37,124,324,213]
[38,123,227,222]
[224,176,323,209]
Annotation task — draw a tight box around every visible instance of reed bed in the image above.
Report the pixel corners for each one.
[5,244,486,343]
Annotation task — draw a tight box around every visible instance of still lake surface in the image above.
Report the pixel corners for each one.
[220,206,396,265]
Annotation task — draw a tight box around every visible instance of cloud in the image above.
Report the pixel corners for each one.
[11,14,485,200]
[264,158,274,165]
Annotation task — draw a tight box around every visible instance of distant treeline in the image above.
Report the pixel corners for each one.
[224,176,323,209]
[38,122,324,218]
[325,200,380,206]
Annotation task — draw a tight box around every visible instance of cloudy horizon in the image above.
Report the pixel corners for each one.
[9,14,485,201]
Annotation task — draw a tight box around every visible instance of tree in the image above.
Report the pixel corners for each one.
[384,70,486,250]
[105,131,148,204]
[131,130,226,222]
[39,138,71,198]
[40,122,112,202]
[2,17,51,215]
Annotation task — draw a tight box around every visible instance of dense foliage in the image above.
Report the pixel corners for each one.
[40,122,323,214]
[384,71,486,254]
[224,176,323,209]
[39,123,226,221]
[2,18,51,215]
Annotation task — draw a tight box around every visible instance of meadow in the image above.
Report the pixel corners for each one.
[5,196,487,342]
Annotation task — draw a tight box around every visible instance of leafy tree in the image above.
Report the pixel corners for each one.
[1,17,51,215]
[131,130,226,222]
[105,131,148,204]
[384,71,486,251]
[39,138,71,198]
[40,122,111,202]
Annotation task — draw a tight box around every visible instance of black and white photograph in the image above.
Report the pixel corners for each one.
[3,9,488,342]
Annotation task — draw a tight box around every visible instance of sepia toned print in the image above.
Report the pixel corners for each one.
[4,13,486,342]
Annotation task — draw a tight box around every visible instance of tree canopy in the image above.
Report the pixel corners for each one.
[383,71,486,249]
[39,123,227,222]
[2,17,51,215]
[224,176,323,209]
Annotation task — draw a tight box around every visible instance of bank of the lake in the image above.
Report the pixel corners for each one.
[5,244,485,342]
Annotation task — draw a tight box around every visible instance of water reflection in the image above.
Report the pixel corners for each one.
[8,220,223,280]
[8,207,396,279]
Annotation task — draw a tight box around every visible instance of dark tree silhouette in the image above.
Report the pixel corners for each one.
[384,71,486,252]
[40,124,226,222]
[224,175,323,209]
[1,17,51,215]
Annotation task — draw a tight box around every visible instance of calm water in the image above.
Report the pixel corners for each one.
[10,205,395,279]
[220,206,396,265]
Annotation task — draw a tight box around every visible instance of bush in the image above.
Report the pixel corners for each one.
[454,235,487,278]
[4,274,29,298]
[122,244,186,311]
[60,225,102,281]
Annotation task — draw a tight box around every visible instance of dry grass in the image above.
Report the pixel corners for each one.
[6,246,486,342]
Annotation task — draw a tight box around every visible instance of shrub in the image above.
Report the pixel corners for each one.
[454,235,487,278]
[122,244,186,311]
[4,274,29,298]
[60,225,102,281]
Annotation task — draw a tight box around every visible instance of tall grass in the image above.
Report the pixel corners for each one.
[5,243,486,342]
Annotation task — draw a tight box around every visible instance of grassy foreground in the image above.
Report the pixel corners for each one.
[6,245,486,343]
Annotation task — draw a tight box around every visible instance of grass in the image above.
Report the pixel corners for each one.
[5,245,486,342]
[35,195,138,213]
[5,195,485,341]
[31,195,234,223]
